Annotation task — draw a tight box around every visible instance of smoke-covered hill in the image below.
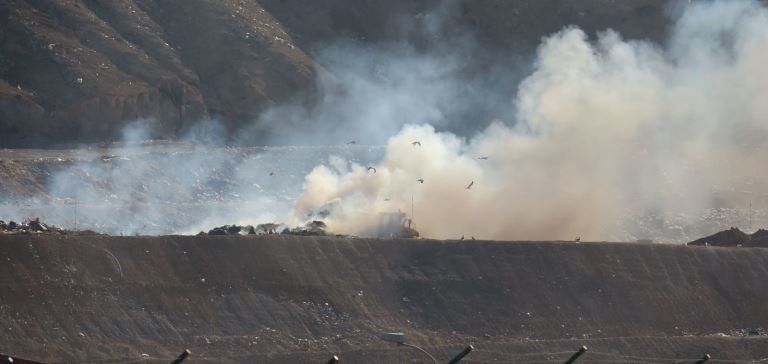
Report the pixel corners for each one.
[0,0,676,147]
[3,1,768,243]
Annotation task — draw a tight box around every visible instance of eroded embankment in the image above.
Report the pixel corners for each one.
[1,236,767,363]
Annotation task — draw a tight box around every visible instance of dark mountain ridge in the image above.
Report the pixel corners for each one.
[0,0,675,147]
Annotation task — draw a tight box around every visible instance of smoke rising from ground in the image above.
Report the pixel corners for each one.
[295,0,768,241]
[1,0,518,235]
[2,0,767,242]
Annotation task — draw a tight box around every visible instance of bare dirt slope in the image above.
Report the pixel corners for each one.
[1,235,767,363]
[0,0,676,147]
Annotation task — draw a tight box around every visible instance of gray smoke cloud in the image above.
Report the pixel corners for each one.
[2,0,767,243]
[240,0,525,146]
[294,0,768,242]
[2,0,517,235]
[1,121,291,235]
[239,44,520,146]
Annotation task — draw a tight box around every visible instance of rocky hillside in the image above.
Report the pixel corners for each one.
[0,0,674,147]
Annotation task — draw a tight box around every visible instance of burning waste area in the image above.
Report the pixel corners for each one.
[0,143,386,236]
[200,221,330,236]
[5,1,768,362]
[0,217,100,236]
[1,128,767,243]
[2,1,768,244]
[200,213,419,239]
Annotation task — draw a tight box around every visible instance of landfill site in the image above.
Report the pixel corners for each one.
[0,136,766,364]
[3,0,768,363]
[1,233,768,363]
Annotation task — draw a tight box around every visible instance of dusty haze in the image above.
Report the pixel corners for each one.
[1,0,767,242]
[294,0,768,241]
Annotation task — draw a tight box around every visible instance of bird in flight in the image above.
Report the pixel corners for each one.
[269,172,275,176]
[416,178,424,184]
[347,140,357,145]
[384,197,391,201]
[477,156,489,160]
[367,166,377,173]
[412,141,421,146]
[466,181,474,189]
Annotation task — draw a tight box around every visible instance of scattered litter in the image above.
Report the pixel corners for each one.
[0,218,86,235]
[200,220,338,237]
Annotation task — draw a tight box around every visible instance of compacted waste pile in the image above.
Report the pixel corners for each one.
[688,227,768,248]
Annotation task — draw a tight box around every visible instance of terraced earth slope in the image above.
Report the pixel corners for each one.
[1,235,767,363]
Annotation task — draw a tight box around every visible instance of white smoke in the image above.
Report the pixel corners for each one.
[3,0,767,242]
[294,0,768,241]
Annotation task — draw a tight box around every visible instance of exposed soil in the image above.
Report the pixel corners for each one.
[1,235,767,362]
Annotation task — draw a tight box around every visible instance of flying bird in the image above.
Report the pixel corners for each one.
[416,178,424,184]
[269,172,275,176]
[367,166,377,173]
[384,197,391,201]
[466,181,474,189]
[412,141,421,147]
[477,156,489,160]
[347,140,357,145]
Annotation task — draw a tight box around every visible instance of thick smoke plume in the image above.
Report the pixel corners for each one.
[2,0,767,242]
[295,0,768,241]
